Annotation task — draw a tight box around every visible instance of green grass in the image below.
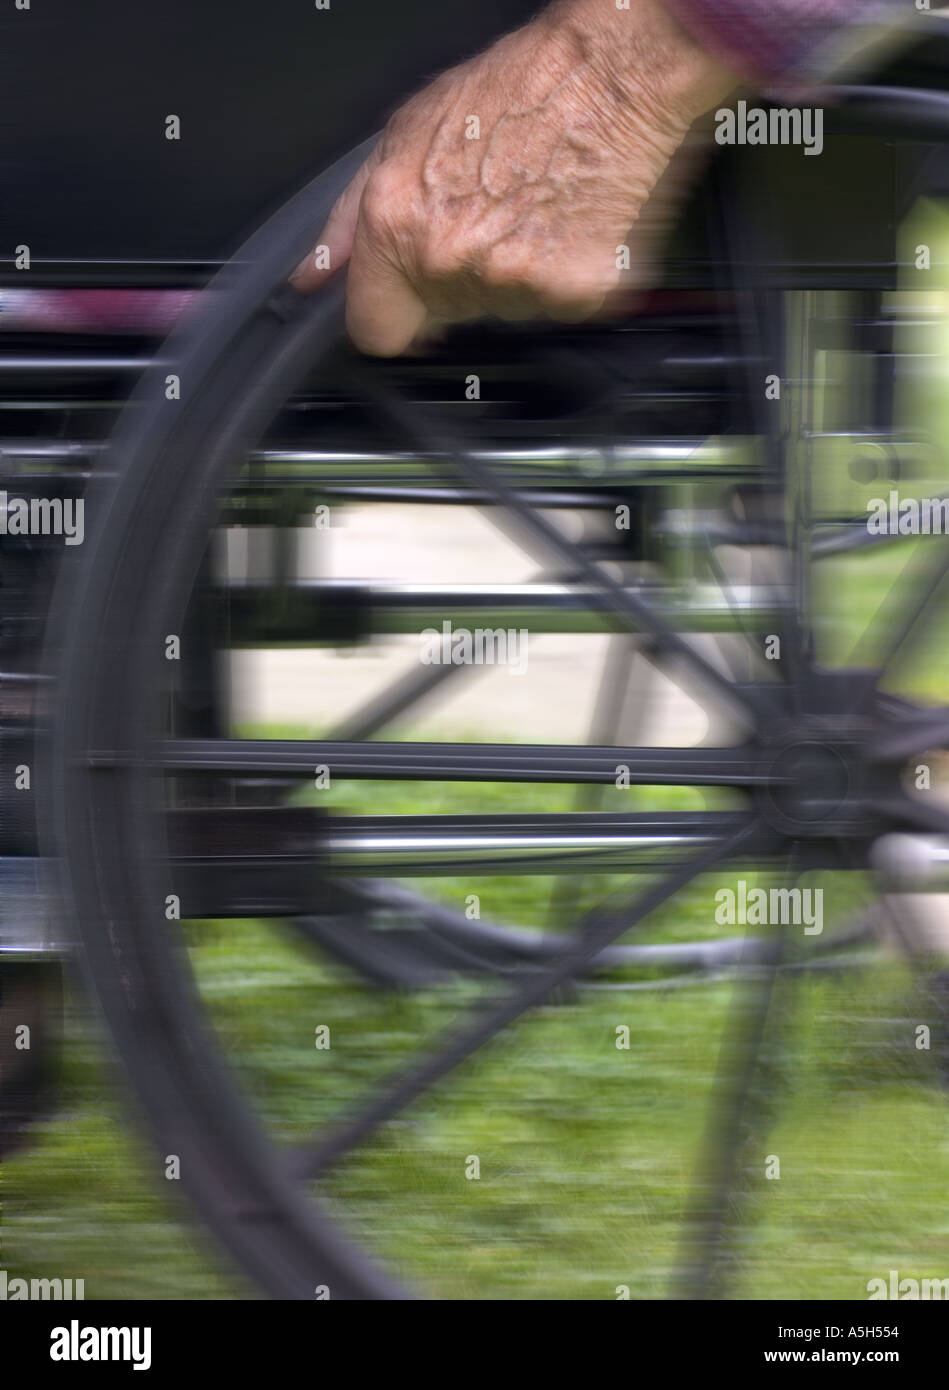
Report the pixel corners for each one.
[3,768,948,1300]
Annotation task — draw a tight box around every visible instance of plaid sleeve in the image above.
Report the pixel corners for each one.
[664,0,905,82]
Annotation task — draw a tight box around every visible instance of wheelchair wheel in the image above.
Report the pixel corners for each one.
[46,85,949,1298]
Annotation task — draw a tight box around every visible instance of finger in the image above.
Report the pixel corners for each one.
[540,283,608,323]
[290,154,378,291]
[345,219,429,357]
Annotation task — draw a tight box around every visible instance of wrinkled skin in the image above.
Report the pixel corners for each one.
[292,0,738,354]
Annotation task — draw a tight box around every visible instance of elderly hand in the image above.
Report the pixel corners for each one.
[291,0,737,354]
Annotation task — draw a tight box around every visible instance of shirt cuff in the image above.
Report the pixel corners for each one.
[663,0,901,84]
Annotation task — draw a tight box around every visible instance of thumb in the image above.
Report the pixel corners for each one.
[344,217,429,357]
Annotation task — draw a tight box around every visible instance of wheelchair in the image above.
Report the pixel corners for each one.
[3,2,949,1299]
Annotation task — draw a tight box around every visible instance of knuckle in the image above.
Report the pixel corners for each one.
[418,237,467,283]
[359,164,409,240]
[483,249,545,298]
[540,264,616,318]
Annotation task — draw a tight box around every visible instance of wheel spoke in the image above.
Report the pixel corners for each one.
[149,737,772,786]
[328,655,467,743]
[869,790,949,838]
[674,843,801,1298]
[848,534,949,680]
[348,360,766,728]
[870,707,949,762]
[287,817,776,1182]
[700,537,763,677]
[546,634,642,928]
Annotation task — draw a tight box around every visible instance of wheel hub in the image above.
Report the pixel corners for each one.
[755,702,894,840]
[764,739,853,832]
